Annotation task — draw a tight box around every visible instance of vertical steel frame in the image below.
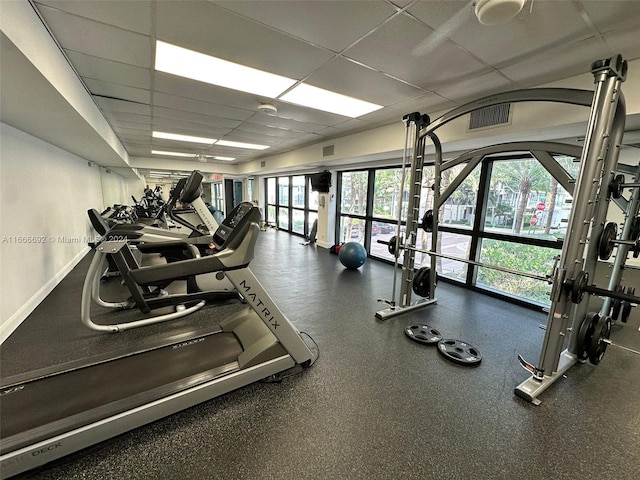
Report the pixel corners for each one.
[515,55,628,403]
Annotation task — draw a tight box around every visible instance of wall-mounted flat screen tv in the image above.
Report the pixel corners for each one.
[310,171,331,193]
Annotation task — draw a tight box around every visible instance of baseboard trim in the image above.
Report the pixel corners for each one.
[1,247,89,344]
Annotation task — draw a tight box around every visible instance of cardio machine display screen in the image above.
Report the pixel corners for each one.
[212,203,253,248]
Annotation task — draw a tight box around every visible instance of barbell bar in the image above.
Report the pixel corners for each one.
[377,237,552,283]
[380,236,640,310]
[566,269,640,305]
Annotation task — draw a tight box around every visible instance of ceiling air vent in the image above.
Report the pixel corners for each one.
[261,160,266,168]
[469,103,511,131]
[323,145,335,157]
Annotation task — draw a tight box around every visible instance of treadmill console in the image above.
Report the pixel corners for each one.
[212,202,258,249]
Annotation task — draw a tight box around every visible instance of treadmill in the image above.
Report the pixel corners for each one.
[0,202,315,478]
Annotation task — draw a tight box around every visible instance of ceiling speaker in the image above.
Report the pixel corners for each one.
[258,103,278,115]
[475,0,525,25]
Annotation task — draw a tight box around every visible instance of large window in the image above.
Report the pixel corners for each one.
[338,171,370,246]
[336,149,577,307]
[484,159,573,240]
[265,174,318,238]
[441,163,481,229]
[266,178,276,224]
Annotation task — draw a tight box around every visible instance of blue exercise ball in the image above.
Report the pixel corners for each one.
[339,242,367,270]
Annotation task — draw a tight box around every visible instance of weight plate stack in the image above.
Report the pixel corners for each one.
[587,315,612,365]
[621,286,635,323]
[576,312,599,362]
[412,267,436,298]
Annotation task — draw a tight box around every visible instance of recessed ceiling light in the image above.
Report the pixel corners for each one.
[213,156,236,161]
[151,150,196,157]
[216,140,270,150]
[280,83,382,118]
[155,40,297,97]
[153,131,216,144]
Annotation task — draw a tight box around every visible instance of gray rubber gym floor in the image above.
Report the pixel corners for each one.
[2,229,639,480]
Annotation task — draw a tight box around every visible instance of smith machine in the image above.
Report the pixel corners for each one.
[377,54,640,404]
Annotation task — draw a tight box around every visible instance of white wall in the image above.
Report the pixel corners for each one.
[100,168,128,208]
[0,123,114,342]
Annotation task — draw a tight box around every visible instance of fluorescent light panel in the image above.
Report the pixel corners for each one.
[155,41,296,98]
[154,130,267,151]
[154,40,383,118]
[213,156,236,161]
[153,131,215,144]
[215,139,269,150]
[280,83,382,117]
[151,150,195,158]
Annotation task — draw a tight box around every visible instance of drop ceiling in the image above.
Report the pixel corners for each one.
[6,0,640,173]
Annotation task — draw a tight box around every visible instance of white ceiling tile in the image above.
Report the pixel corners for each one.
[155,1,334,79]
[106,112,152,125]
[95,97,151,116]
[235,121,309,139]
[66,51,150,89]
[304,57,426,106]
[152,105,242,130]
[212,0,397,52]
[84,78,150,104]
[581,0,640,33]
[433,72,514,104]
[153,107,240,135]
[151,115,235,137]
[602,25,640,61]
[389,91,455,116]
[114,131,152,144]
[216,132,281,146]
[153,93,253,122]
[248,111,329,134]
[111,121,151,134]
[35,0,153,35]
[37,4,151,67]
[344,12,488,89]
[127,145,155,156]
[272,102,347,127]
[499,37,611,84]
[153,73,272,111]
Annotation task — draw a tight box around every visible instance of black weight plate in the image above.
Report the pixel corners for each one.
[437,339,482,366]
[421,209,434,232]
[388,235,403,256]
[598,222,617,261]
[388,235,396,255]
[631,215,640,241]
[621,286,635,323]
[609,173,625,199]
[588,315,612,365]
[412,267,432,297]
[570,270,589,304]
[576,312,599,362]
[405,324,442,345]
